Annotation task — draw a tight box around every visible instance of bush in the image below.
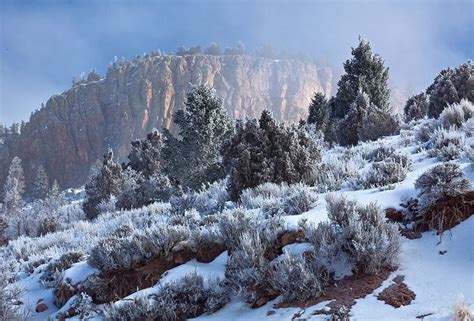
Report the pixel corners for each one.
[88,224,190,272]
[308,150,365,192]
[104,272,229,321]
[439,99,474,129]
[0,266,28,321]
[363,154,411,188]
[170,180,230,216]
[429,127,465,160]
[282,183,318,215]
[271,252,328,302]
[225,230,273,301]
[415,119,439,143]
[240,182,318,216]
[306,194,400,274]
[414,163,471,211]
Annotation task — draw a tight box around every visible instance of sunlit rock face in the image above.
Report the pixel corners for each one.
[1,54,332,189]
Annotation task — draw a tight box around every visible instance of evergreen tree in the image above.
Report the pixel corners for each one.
[332,38,390,119]
[49,180,60,198]
[116,130,173,210]
[359,103,400,142]
[126,129,164,178]
[222,111,320,200]
[426,61,474,118]
[336,91,370,146]
[404,93,429,121]
[307,92,330,132]
[33,165,49,200]
[3,157,25,215]
[162,84,233,190]
[82,150,122,220]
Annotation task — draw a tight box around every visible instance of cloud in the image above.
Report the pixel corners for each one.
[0,0,472,125]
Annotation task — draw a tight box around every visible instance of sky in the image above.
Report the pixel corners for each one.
[0,0,472,125]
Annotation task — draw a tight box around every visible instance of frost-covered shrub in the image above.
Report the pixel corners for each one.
[217,209,253,250]
[226,230,273,300]
[0,262,29,321]
[308,151,365,192]
[363,145,396,162]
[463,118,474,137]
[170,180,231,216]
[240,182,317,216]
[306,195,400,274]
[225,214,286,301]
[414,163,471,211]
[415,118,438,143]
[88,224,190,271]
[40,251,84,287]
[363,154,410,188]
[439,99,474,129]
[69,292,95,319]
[104,272,229,321]
[429,127,465,160]
[271,252,329,302]
[282,183,318,215]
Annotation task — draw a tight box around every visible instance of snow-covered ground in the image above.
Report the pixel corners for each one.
[5,124,474,320]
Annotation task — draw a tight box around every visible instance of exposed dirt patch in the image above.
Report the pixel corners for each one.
[414,191,474,234]
[385,208,404,222]
[377,275,416,308]
[276,267,393,316]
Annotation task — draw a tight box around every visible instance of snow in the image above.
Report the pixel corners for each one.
[10,128,474,320]
[63,261,98,285]
[351,216,474,321]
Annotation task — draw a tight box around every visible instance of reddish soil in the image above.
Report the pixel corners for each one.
[276,268,394,316]
[377,275,416,308]
[385,208,405,222]
[414,191,474,234]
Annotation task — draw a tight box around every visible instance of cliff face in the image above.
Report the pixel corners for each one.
[1,54,332,190]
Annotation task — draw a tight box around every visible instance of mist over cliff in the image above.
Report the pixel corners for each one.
[0,53,332,190]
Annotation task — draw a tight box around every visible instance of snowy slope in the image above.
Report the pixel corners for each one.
[7,127,474,321]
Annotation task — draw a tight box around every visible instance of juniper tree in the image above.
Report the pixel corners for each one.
[82,150,123,220]
[126,129,164,178]
[33,165,49,200]
[404,93,429,121]
[426,61,474,118]
[222,110,320,200]
[359,103,400,142]
[336,91,370,146]
[162,84,233,190]
[3,156,25,215]
[332,38,390,119]
[307,92,330,132]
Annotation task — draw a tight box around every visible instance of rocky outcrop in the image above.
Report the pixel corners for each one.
[1,54,332,189]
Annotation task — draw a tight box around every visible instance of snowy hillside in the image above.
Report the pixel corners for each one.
[1,108,473,320]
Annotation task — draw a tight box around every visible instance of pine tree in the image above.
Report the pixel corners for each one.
[3,157,25,215]
[82,150,122,220]
[332,38,390,119]
[307,92,329,132]
[33,165,49,200]
[162,84,233,190]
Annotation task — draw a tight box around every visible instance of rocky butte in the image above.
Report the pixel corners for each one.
[0,53,332,190]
